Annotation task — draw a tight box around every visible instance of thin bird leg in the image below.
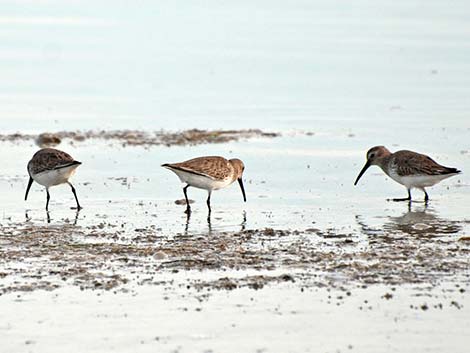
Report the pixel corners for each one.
[391,189,412,202]
[68,182,82,210]
[45,188,51,211]
[206,191,212,215]
[424,189,429,203]
[183,185,191,214]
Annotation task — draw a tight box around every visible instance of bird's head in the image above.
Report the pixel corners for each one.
[354,146,391,185]
[229,158,246,202]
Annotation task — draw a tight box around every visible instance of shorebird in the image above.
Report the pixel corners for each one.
[25,148,82,211]
[162,156,246,214]
[354,146,461,202]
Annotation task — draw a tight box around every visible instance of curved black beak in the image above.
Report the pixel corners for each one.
[25,176,33,201]
[238,178,246,202]
[354,160,371,186]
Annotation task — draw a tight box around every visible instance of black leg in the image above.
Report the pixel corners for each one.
[424,189,429,203]
[68,182,82,210]
[183,185,191,214]
[391,189,411,202]
[206,192,212,214]
[45,188,50,211]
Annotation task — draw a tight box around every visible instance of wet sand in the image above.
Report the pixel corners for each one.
[3,284,470,353]
[1,130,469,352]
[1,212,469,295]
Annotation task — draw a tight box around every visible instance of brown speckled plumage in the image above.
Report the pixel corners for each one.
[389,150,459,177]
[28,148,81,175]
[162,155,246,213]
[25,147,83,211]
[163,156,235,181]
[355,145,461,202]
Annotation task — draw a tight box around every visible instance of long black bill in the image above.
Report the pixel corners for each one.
[25,176,33,200]
[238,178,247,202]
[354,161,371,186]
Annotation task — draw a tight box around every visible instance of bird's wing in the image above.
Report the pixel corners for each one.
[29,148,76,174]
[163,156,231,180]
[393,150,459,176]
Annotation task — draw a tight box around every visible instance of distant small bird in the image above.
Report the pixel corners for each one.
[162,156,246,214]
[354,146,461,202]
[25,148,82,211]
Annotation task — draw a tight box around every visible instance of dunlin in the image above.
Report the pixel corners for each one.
[354,146,461,202]
[162,156,246,214]
[25,148,82,211]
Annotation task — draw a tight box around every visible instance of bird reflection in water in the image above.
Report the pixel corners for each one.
[184,210,247,235]
[240,210,247,231]
[356,203,462,237]
[25,209,80,225]
[184,210,213,235]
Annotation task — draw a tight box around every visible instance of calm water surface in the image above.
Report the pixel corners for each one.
[0,0,469,132]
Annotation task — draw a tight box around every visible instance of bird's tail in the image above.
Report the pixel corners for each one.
[441,167,461,175]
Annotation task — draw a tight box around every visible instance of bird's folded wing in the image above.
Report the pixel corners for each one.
[395,153,456,176]
[30,150,75,174]
[165,157,231,180]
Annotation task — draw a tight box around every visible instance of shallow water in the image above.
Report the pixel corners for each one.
[1,133,469,233]
[1,132,469,352]
[1,0,470,352]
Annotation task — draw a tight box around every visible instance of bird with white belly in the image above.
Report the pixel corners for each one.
[162,156,246,215]
[25,148,82,211]
[354,146,461,202]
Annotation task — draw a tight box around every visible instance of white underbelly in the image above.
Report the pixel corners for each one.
[32,165,79,187]
[388,170,455,189]
[171,169,233,190]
